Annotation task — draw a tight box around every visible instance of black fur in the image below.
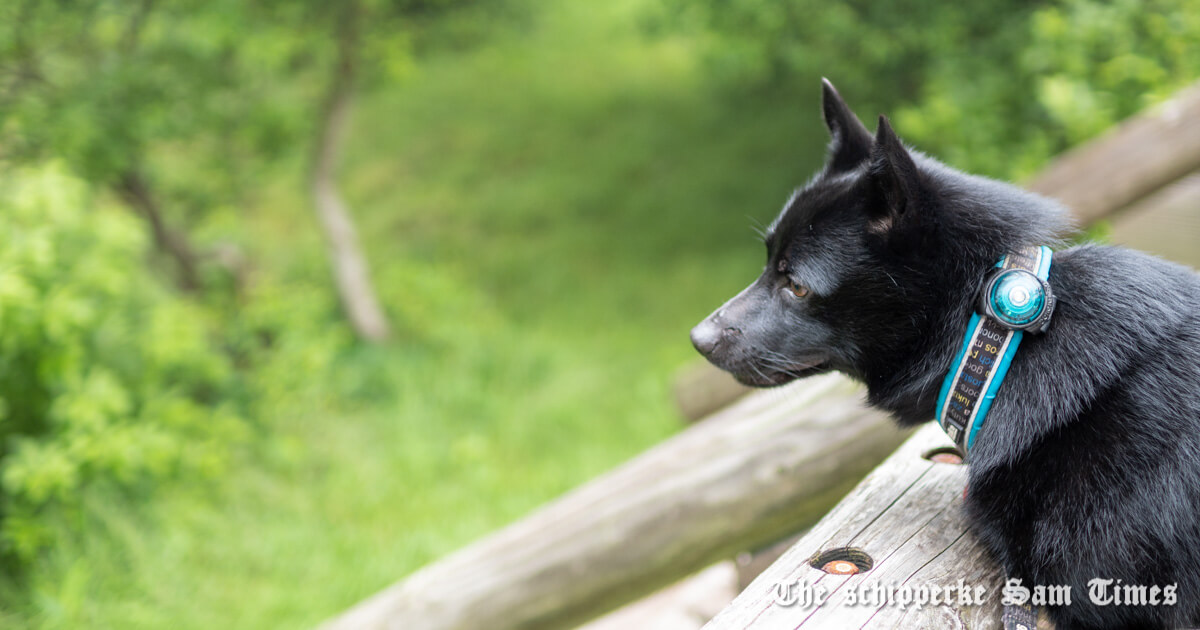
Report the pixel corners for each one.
[690,80,1200,630]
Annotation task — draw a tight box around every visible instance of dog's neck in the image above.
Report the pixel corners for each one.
[850,164,1070,425]
[853,249,988,426]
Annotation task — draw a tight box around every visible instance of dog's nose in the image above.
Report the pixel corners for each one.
[690,319,723,356]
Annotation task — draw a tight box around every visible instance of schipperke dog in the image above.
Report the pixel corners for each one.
[690,80,1200,630]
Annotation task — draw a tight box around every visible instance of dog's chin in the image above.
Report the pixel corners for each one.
[730,361,832,388]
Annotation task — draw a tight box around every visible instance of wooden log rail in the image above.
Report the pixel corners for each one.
[1026,81,1200,226]
[326,375,909,630]
[703,424,1020,630]
[325,80,1200,630]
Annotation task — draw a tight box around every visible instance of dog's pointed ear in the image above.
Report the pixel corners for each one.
[821,78,872,174]
[867,115,921,229]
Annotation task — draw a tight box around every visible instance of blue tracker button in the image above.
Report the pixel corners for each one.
[990,269,1045,326]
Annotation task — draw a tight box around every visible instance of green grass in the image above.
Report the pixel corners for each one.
[3,1,828,627]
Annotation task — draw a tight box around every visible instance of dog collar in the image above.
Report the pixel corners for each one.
[935,246,1055,454]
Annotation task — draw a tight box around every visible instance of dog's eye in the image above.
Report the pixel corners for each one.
[789,281,810,298]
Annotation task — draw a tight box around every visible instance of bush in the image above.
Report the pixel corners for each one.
[667,0,1200,180]
[0,165,250,565]
[894,0,1200,180]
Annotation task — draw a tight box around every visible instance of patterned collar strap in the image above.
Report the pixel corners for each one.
[935,246,1056,455]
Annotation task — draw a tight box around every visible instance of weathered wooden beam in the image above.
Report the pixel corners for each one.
[324,375,911,630]
[702,424,1024,630]
[672,360,751,423]
[1110,172,1200,269]
[1026,82,1200,224]
[577,562,738,630]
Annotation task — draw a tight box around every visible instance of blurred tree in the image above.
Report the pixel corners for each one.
[662,0,1200,180]
[890,0,1200,180]
[655,0,1034,110]
[301,0,519,341]
[0,0,307,292]
[310,0,391,341]
[0,0,518,573]
[0,0,513,340]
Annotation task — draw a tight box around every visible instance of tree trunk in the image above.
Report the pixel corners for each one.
[309,0,390,342]
[115,169,201,292]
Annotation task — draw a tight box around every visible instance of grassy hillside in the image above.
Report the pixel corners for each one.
[4,2,827,628]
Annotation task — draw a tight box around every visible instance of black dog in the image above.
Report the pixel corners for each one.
[691,80,1200,630]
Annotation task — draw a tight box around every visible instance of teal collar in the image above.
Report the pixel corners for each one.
[935,246,1055,454]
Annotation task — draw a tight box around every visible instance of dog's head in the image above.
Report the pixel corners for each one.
[690,79,944,388]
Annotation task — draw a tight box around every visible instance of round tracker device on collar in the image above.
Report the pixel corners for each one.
[936,245,1055,455]
[978,267,1056,333]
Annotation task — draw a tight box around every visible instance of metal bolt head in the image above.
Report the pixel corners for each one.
[822,560,860,575]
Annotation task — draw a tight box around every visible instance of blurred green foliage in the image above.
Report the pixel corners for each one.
[0,166,248,565]
[0,0,1197,627]
[895,0,1200,179]
[0,0,508,289]
[0,0,308,217]
[670,0,1200,179]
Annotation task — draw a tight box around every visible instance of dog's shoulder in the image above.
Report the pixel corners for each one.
[970,242,1200,466]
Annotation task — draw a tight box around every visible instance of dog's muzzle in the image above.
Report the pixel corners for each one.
[690,316,736,357]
